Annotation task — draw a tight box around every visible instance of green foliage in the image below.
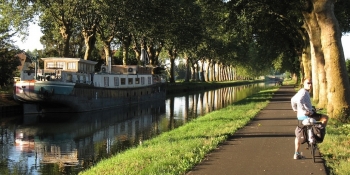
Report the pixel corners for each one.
[113,48,138,65]
[319,119,350,175]
[176,63,187,80]
[0,49,21,87]
[0,0,36,37]
[4,0,350,81]
[346,59,350,77]
[0,21,22,87]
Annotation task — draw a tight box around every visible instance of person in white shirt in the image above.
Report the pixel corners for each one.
[291,78,328,159]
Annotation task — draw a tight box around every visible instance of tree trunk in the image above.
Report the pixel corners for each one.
[184,53,190,82]
[302,44,312,79]
[121,34,132,65]
[59,26,72,57]
[194,61,199,81]
[103,43,111,66]
[199,59,205,82]
[208,59,214,82]
[168,48,177,83]
[313,0,350,120]
[82,30,97,60]
[213,62,219,81]
[204,59,210,82]
[303,10,328,108]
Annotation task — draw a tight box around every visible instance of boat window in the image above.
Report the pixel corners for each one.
[68,62,76,70]
[148,77,151,84]
[128,78,133,85]
[104,77,109,87]
[121,78,126,85]
[57,62,65,69]
[46,62,54,68]
[141,77,145,85]
[114,77,119,86]
[135,78,140,84]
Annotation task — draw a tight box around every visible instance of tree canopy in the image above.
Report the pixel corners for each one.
[2,0,350,120]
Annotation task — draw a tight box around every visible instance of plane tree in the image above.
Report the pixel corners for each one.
[36,0,81,57]
[0,1,36,86]
[94,0,122,65]
[1,0,37,42]
[76,0,100,60]
[0,28,21,87]
[158,0,203,83]
[227,0,350,120]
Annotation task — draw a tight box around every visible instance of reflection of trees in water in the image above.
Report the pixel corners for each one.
[170,83,269,123]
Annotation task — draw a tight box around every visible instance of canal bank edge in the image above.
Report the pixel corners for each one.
[165,79,265,94]
[0,93,22,116]
[0,79,266,116]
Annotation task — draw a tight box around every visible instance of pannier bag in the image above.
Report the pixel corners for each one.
[312,124,326,143]
[295,126,307,144]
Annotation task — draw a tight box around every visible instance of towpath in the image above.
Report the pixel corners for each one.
[187,85,328,175]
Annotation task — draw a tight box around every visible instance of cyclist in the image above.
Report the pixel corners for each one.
[291,78,328,159]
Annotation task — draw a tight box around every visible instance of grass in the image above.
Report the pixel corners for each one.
[79,87,278,175]
[0,86,21,106]
[319,119,350,175]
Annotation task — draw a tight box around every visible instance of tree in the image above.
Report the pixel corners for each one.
[0,0,36,40]
[77,0,100,60]
[95,0,122,65]
[227,0,350,120]
[161,0,204,83]
[313,0,350,120]
[31,0,81,57]
[0,28,21,87]
[346,59,350,77]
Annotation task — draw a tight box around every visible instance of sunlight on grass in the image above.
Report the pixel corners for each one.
[319,120,350,175]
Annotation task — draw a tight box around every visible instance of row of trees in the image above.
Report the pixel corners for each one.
[1,0,350,121]
[0,14,22,88]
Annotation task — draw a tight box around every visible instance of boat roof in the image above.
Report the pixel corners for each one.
[41,57,97,65]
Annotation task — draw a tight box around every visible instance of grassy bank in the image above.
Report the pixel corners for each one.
[319,118,350,174]
[0,86,21,107]
[80,87,278,175]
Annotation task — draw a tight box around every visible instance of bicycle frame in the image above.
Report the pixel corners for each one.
[302,117,322,162]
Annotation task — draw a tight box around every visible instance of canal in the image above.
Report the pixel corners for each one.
[0,82,274,175]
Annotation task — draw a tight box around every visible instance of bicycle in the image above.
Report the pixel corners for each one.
[301,117,322,162]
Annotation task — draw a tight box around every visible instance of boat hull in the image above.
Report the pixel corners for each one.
[14,81,166,113]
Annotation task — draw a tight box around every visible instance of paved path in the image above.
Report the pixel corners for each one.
[187,85,328,175]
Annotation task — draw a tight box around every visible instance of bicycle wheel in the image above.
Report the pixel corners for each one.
[312,143,316,162]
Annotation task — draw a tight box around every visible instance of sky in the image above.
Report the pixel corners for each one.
[14,23,350,59]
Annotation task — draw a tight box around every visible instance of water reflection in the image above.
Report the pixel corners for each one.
[165,83,269,126]
[0,82,273,175]
[2,101,165,175]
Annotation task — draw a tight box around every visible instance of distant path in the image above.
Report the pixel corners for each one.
[187,85,328,175]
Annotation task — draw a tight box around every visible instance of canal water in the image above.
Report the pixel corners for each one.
[0,82,274,175]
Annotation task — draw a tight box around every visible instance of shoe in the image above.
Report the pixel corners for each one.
[293,153,304,159]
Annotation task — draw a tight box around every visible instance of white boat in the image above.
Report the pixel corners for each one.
[13,56,166,113]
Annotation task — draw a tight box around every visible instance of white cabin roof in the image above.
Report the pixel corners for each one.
[41,57,97,65]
